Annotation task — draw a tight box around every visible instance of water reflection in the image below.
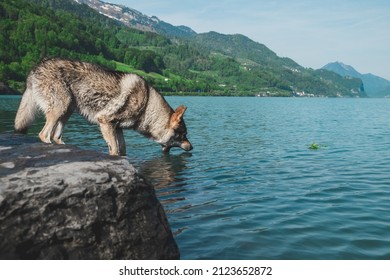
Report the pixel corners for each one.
[139,153,192,190]
[138,152,192,204]
[138,152,193,236]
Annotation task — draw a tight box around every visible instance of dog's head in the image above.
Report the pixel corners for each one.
[161,105,193,153]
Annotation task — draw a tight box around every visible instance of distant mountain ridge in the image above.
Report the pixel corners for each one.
[74,0,196,38]
[190,32,365,97]
[322,62,390,97]
[193,32,301,69]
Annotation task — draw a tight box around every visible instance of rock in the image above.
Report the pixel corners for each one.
[0,133,180,260]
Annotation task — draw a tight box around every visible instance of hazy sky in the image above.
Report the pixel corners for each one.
[106,0,390,80]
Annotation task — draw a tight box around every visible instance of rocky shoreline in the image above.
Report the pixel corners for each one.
[0,133,179,259]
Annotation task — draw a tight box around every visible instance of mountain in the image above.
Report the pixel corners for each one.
[78,0,365,97]
[74,0,196,38]
[322,62,361,77]
[190,32,365,97]
[0,0,365,97]
[322,62,390,97]
[193,32,301,69]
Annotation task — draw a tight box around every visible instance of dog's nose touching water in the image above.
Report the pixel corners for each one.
[162,141,193,154]
[181,140,193,152]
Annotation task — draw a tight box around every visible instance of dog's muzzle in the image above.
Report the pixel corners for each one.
[162,140,193,153]
[181,140,193,151]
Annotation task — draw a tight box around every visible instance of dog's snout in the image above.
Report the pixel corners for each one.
[181,140,193,151]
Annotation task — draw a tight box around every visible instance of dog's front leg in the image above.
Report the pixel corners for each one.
[116,127,126,156]
[99,121,120,156]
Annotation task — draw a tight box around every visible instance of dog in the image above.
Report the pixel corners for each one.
[14,58,192,156]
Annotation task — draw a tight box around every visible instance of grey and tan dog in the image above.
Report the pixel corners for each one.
[14,58,192,155]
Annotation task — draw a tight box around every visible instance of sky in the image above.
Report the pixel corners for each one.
[106,0,390,80]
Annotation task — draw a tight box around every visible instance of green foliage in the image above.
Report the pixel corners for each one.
[123,48,165,73]
[309,143,320,150]
[116,29,170,47]
[0,0,210,93]
[1,0,122,90]
[308,143,328,150]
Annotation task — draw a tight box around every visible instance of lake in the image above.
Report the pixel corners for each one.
[1,95,390,259]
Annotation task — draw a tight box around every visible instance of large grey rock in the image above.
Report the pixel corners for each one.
[0,133,179,259]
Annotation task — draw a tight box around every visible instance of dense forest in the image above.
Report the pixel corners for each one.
[0,0,366,97]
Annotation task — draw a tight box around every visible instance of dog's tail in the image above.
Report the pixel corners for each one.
[14,83,37,134]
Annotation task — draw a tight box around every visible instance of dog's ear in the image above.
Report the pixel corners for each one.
[170,105,187,129]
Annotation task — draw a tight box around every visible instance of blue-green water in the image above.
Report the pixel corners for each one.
[2,95,390,259]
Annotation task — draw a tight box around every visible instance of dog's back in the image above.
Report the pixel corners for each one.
[16,58,149,126]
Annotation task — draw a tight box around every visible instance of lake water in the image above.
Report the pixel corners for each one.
[1,95,390,260]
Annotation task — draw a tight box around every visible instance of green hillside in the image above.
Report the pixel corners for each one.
[0,0,205,93]
[193,32,300,68]
[0,0,366,97]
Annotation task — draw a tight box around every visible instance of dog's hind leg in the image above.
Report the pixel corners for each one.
[38,85,72,144]
[99,121,120,156]
[51,108,74,144]
[116,127,126,156]
[39,109,63,143]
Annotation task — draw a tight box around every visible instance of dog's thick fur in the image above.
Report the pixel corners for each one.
[14,58,192,155]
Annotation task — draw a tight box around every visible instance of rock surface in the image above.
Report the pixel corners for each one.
[0,133,179,259]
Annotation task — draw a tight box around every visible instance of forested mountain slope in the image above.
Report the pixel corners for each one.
[0,0,365,97]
